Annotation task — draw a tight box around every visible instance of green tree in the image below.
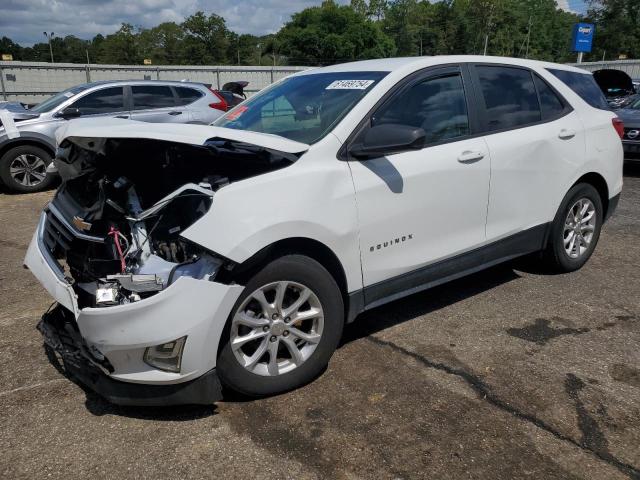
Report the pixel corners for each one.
[351,0,368,16]
[138,22,185,64]
[277,0,395,65]
[585,0,640,60]
[0,37,24,60]
[182,11,231,64]
[98,23,140,64]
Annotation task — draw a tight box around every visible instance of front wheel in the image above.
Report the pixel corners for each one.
[0,145,55,193]
[217,255,344,397]
[544,183,603,273]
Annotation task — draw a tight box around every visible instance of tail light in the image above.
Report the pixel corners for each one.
[208,88,228,112]
[612,117,624,139]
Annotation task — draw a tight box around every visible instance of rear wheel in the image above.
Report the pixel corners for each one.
[217,255,344,397]
[0,145,55,193]
[544,183,603,272]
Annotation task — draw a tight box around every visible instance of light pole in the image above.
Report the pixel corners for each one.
[43,32,55,63]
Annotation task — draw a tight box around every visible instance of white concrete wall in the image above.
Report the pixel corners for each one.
[569,59,640,78]
[0,61,310,103]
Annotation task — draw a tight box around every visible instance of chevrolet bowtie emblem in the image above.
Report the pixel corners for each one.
[72,216,92,231]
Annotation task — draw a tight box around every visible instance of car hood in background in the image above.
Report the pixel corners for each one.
[616,107,640,127]
[0,101,40,122]
[55,117,310,155]
[593,69,634,97]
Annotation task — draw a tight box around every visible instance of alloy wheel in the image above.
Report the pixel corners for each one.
[563,198,597,259]
[230,281,324,377]
[9,154,47,187]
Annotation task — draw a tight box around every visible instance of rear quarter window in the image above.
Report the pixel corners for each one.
[533,74,567,120]
[175,87,204,106]
[547,69,609,111]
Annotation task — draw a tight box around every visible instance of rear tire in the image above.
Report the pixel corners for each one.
[544,183,603,273]
[217,255,344,397]
[0,145,55,193]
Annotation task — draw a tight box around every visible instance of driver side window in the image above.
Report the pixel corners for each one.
[372,73,470,145]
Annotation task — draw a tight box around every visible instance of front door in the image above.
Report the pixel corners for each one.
[347,66,490,304]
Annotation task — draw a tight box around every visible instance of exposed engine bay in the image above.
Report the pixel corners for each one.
[44,136,297,309]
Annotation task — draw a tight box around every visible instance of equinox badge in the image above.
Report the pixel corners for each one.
[369,234,414,252]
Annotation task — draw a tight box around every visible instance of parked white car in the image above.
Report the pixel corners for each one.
[25,56,623,406]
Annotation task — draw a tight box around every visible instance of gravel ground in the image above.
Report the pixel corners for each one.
[1,164,639,480]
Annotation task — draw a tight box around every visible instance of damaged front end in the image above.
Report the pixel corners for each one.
[47,135,296,308]
[25,129,303,405]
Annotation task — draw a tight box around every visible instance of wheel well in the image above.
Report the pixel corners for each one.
[0,139,55,161]
[573,172,609,216]
[219,237,350,315]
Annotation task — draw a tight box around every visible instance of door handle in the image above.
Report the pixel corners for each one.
[558,129,576,140]
[457,150,485,163]
[114,115,129,119]
[168,111,183,116]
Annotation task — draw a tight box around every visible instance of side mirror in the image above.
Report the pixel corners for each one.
[58,107,81,119]
[349,124,426,159]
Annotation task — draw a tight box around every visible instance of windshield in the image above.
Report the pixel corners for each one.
[213,71,388,144]
[30,84,92,113]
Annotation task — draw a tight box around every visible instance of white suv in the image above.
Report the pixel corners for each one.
[25,56,623,406]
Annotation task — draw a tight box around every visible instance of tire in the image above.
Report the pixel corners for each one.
[0,145,55,193]
[217,255,344,397]
[544,183,603,273]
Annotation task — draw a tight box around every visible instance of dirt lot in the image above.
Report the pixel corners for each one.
[1,165,639,480]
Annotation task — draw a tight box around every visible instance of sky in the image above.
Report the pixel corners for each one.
[1,0,587,46]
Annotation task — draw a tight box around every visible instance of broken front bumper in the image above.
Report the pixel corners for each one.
[24,212,244,405]
[39,305,223,406]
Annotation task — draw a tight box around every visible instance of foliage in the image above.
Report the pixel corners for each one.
[276,1,395,64]
[585,0,640,60]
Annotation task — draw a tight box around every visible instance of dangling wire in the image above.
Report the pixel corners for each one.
[108,226,127,274]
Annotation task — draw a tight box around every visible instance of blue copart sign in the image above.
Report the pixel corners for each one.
[572,23,595,53]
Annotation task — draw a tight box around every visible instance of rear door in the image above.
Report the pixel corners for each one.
[469,64,585,241]
[129,85,188,123]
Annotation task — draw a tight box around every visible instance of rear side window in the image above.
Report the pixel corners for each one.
[175,87,203,106]
[131,85,175,110]
[476,66,541,131]
[72,87,125,115]
[372,73,470,144]
[534,74,566,120]
[547,69,609,110]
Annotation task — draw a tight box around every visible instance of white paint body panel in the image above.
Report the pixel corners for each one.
[483,111,587,240]
[182,133,364,292]
[348,138,490,286]
[55,116,310,154]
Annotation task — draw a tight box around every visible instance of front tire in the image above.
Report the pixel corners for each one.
[217,255,344,397]
[0,145,55,193]
[544,183,603,272]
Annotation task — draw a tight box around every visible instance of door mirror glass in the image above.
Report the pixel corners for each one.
[58,107,81,119]
[349,124,425,159]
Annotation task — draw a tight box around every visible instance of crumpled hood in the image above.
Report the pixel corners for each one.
[55,117,310,154]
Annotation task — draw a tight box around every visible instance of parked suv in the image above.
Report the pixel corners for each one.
[0,80,229,193]
[25,56,623,406]
[613,96,640,159]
